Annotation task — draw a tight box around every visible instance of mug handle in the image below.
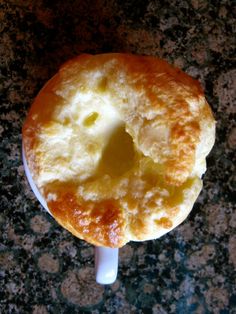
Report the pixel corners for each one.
[95,247,119,284]
[22,146,119,284]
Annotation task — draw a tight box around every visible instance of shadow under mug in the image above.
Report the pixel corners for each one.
[22,146,119,284]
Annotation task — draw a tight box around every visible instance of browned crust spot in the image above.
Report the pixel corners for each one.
[48,192,126,248]
[155,217,173,229]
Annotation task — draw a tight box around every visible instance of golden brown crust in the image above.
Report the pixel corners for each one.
[48,192,126,247]
[22,53,215,248]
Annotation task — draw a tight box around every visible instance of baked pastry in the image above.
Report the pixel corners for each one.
[22,53,215,248]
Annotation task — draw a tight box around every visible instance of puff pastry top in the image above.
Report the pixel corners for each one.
[23,54,215,247]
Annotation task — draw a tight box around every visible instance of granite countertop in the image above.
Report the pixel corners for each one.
[0,0,235,313]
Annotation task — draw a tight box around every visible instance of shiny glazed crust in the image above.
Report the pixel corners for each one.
[22,53,215,247]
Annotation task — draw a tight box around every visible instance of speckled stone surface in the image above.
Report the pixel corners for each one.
[0,0,235,313]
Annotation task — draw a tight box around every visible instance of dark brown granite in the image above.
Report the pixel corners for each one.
[0,0,235,313]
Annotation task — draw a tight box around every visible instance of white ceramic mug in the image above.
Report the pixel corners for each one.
[22,147,119,284]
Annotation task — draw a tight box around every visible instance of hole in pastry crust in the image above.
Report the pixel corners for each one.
[97,77,108,93]
[83,112,99,127]
[96,124,135,177]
